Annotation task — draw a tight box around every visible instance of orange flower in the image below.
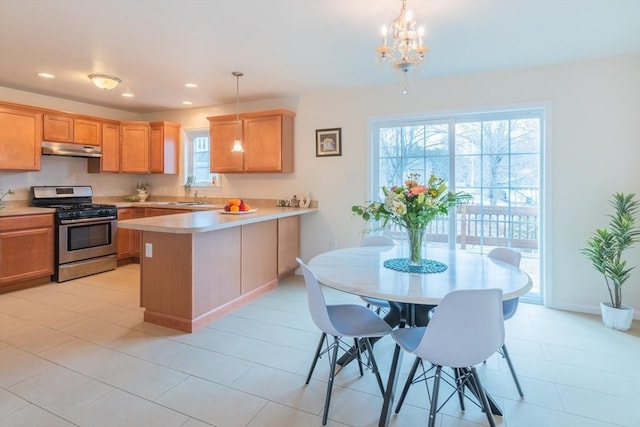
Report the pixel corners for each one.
[409,186,427,195]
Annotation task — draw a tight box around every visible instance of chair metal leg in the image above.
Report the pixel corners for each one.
[354,338,364,376]
[306,333,326,384]
[453,367,466,410]
[363,338,385,395]
[428,366,442,427]
[322,336,341,425]
[501,344,524,397]
[394,356,421,413]
[469,366,496,427]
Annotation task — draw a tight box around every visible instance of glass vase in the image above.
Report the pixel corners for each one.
[407,225,426,266]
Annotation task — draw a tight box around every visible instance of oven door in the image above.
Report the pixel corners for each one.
[58,216,117,264]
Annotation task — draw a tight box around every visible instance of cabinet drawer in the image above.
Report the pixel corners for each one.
[0,214,54,231]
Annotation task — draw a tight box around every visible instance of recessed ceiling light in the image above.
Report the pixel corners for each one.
[37,72,55,78]
[182,101,193,105]
[184,83,198,88]
[121,93,134,98]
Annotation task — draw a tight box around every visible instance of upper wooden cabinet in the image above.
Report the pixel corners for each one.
[43,113,101,146]
[88,121,120,173]
[74,117,101,146]
[208,109,295,173]
[149,121,180,174]
[43,113,73,142]
[0,103,42,171]
[121,121,150,173]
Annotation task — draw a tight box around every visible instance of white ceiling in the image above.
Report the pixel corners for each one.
[1,0,639,113]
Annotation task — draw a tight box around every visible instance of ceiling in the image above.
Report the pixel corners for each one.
[1,0,639,113]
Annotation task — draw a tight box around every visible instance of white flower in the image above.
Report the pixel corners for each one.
[390,200,407,215]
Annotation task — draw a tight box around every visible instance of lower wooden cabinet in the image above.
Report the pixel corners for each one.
[0,214,54,288]
[117,208,144,261]
[277,216,300,276]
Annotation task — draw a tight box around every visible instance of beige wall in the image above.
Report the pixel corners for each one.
[2,53,639,318]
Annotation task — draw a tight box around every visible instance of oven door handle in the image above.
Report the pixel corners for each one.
[59,216,117,225]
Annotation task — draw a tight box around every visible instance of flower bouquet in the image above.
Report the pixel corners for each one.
[352,173,471,266]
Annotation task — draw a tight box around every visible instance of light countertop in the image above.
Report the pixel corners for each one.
[118,207,316,234]
[0,207,56,217]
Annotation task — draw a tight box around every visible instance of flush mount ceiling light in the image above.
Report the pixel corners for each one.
[231,71,245,153]
[376,0,428,93]
[88,74,121,90]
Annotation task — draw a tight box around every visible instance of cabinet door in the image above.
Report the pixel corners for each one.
[43,113,73,142]
[0,215,53,285]
[243,115,282,172]
[0,104,42,171]
[149,122,180,174]
[74,118,101,146]
[121,122,150,173]
[101,122,121,172]
[277,216,300,275]
[117,208,135,259]
[209,120,243,172]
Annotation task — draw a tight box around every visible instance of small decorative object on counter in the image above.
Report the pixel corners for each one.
[0,185,15,209]
[291,195,299,208]
[136,182,150,202]
[184,175,195,198]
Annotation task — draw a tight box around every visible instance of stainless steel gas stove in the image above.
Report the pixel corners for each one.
[31,186,118,282]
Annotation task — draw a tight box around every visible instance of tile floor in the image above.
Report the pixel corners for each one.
[1,264,639,427]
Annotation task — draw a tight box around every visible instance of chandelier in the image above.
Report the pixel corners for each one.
[376,0,428,77]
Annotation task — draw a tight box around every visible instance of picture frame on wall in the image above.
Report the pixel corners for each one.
[316,128,342,157]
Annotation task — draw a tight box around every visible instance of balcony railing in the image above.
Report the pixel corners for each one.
[385,204,539,251]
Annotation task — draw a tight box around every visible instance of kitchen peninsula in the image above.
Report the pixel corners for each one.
[118,207,315,332]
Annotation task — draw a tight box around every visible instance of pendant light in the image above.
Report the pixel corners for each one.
[231,71,244,153]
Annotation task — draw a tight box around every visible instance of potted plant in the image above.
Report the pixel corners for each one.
[136,182,150,202]
[581,192,639,331]
[0,186,15,209]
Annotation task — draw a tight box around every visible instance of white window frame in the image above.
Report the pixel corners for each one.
[370,106,548,304]
[184,128,220,188]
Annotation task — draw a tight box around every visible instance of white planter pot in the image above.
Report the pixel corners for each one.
[137,189,149,202]
[600,302,634,331]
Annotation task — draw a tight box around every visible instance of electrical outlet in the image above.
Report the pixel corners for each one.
[145,243,153,258]
[329,239,338,250]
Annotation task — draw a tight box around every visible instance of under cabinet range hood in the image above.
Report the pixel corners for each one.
[41,141,102,158]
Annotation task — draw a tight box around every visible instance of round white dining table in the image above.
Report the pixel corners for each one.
[308,246,532,304]
[308,245,533,427]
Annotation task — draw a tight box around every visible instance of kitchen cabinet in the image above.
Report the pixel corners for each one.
[74,117,101,146]
[149,121,180,174]
[120,121,150,173]
[117,207,144,262]
[0,214,53,291]
[277,216,300,276]
[43,113,74,142]
[43,114,101,146]
[88,121,120,173]
[0,102,42,171]
[208,109,295,173]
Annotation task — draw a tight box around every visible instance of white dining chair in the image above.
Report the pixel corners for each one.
[296,257,392,425]
[359,235,394,314]
[487,247,524,397]
[392,288,505,427]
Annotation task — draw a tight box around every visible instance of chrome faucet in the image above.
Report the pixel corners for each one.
[193,190,199,203]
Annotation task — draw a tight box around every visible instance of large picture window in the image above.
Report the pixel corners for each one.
[372,109,544,301]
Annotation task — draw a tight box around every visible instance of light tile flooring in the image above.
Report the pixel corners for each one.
[1,264,639,427]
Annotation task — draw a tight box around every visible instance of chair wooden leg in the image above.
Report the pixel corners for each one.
[306,333,326,384]
[322,336,341,425]
[354,338,364,376]
[501,344,524,397]
[428,366,442,427]
[394,356,421,413]
[469,366,496,427]
[363,338,385,395]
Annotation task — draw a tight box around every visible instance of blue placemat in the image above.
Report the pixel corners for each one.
[383,258,448,274]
